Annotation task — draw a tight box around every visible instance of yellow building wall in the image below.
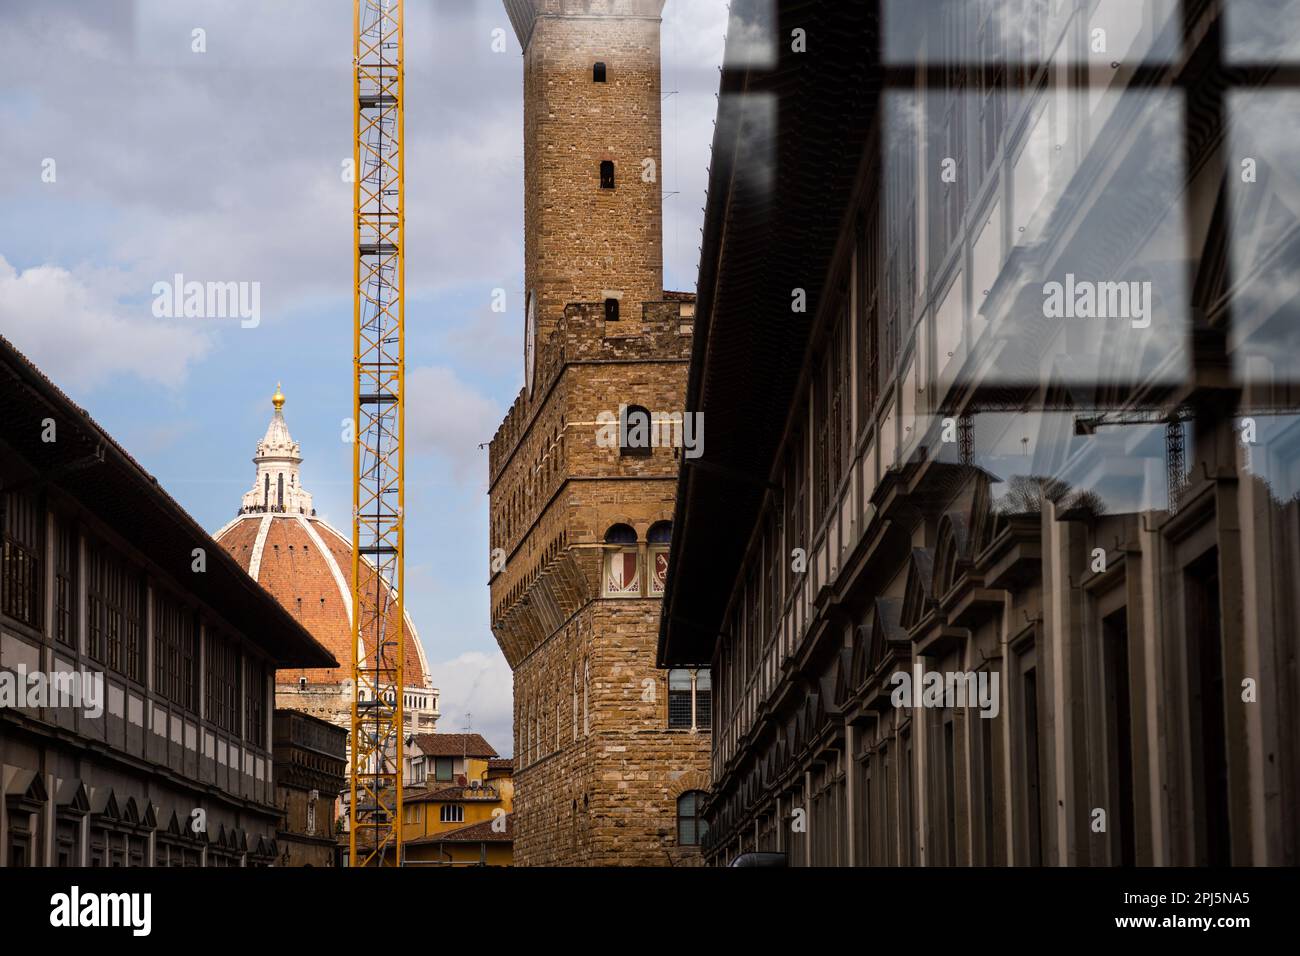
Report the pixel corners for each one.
[402,800,507,840]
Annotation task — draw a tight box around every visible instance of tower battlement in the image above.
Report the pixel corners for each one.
[504,0,667,49]
[488,295,693,483]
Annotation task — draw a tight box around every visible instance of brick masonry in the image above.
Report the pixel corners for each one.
[488,0,709,866]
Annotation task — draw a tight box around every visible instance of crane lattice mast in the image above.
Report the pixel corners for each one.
[350,0,405,868]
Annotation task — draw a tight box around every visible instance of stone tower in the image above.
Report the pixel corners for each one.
[490,0,709,865]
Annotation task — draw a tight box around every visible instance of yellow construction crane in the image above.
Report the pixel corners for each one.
[350,0,404,867]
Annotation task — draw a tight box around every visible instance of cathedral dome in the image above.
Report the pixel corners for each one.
[214,388,434,708]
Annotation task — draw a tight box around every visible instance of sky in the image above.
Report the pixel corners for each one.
[0,0,729,755]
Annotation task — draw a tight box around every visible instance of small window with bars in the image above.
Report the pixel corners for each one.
[668,669,693,728]
[668,668,712,731]
[695,669,712,730]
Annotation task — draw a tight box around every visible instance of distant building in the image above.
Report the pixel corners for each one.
[487,0,710,867]
[272,708,347,867]
[214,385,438,736]
[660,0,1300,866]
[0,335,336,866]
[397,733,514,866]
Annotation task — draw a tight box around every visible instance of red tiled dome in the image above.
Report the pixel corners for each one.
[215,513,431,689]
[214,387,431,691]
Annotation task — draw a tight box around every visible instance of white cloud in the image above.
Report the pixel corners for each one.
[407,364,500,479]
[0,255,211,391]
[431,649,514,757]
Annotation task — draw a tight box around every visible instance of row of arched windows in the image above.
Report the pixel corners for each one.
[603,521,671,597]
[519,657,590,770]
[260,471,295,512]
[493,421,564,556]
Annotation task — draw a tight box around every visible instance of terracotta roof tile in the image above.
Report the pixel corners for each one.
[215,514,430,689]
[412,733,498,758]
[407,814,513,844]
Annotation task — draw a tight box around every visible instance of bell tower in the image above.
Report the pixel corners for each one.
[490,0,707,868]
[506,0,666,366]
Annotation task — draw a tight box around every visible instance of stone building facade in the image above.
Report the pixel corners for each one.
[660,0,1300,867]
[488,0,710,866]
[0,335,336,867]
[272,708,347,867]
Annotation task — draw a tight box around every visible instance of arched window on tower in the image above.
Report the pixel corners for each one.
[263,474,269,510]
[620,405,653,458]
[593,61,606,82]
[599,160,615,189]
[648,520,671,595]
[572,666,579,741]
[583,658,590,736]
[603,523,640,596]
[277,473,284,511]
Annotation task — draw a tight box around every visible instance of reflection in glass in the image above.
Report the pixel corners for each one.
[1228,92,1300,385]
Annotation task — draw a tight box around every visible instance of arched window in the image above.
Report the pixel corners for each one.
[599,160,615,189]
[603,523,640,596]
[583,658,590,736]
[277,473,284,510]
[263,474,269,509]
[604,523,636,544]
[604,297,620,322]
[619,405,653,458]
[517,699,525,769]
[572,667,579,741]
[593,61,606,83]
[524,705,530,765]
[648,520,671,595]
[677,791,708,846]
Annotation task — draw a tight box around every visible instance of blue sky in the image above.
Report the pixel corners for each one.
[0,0,727,753]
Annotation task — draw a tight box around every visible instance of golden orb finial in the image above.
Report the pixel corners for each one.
[272,382,286,411]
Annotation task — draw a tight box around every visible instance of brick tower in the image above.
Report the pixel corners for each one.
[489,0,709,865]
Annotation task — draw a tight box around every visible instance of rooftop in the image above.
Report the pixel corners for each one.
[0,334,336,671]
[411,733,499,759]
[406,814,513,845]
